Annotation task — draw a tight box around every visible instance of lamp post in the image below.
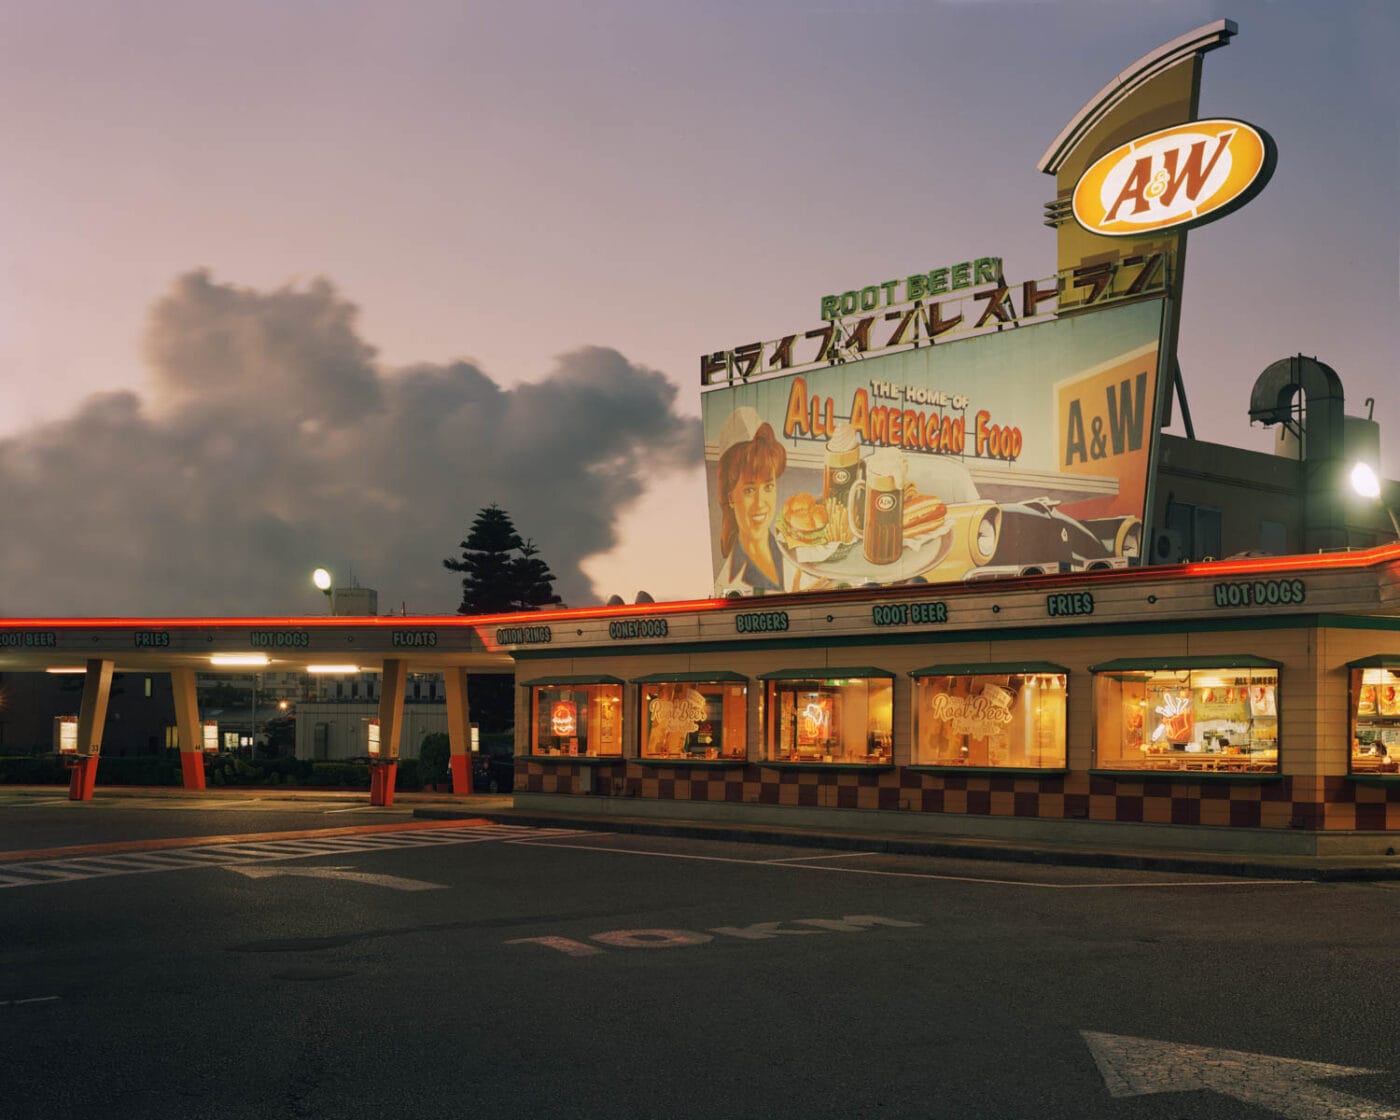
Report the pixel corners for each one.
[1349,463,1400,540]
[248,673,258,759]
[312,567,336,615]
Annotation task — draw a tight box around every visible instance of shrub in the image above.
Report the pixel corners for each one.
[394,758,421,791]
[418,733,450,786]
[0,755,69,785]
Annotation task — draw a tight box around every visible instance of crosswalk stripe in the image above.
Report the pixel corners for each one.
[0,824,602,889]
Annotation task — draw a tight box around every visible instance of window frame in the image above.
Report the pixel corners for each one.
[632,672,749,763]
[1347,657,1400,777]
[1089,656,1281,775]
[909,661,1069,772]
[522,675,625,759]
[757,667,895,767]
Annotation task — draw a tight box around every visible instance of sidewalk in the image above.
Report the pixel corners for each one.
[7,785,1400,881]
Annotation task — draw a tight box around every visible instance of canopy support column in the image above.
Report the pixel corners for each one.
[370,659,407,806]
[170,669,206,790]
[69,659,114,801]
[444,667,474,795]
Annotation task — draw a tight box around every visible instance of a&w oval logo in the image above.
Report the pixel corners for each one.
[1072,118,1275,237]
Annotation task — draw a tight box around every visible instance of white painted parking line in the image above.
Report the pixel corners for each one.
[764,851,878,863]
[1,996,61,1007]
[515,839,1311,890]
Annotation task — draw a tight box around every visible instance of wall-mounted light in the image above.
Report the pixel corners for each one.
[1350,461,1400,539]
[307,664,360,674]
[312,567,336,614]
[210,653,270,667]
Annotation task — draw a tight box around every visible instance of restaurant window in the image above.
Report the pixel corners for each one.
[760,668,893,764]
[1092,658,1280,773]
[911,663,1067,769]
[635,674,747,761]
[1349,658,1400,774]
[526,677,623,757]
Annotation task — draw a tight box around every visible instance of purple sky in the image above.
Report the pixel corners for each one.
[0,1,1396,614]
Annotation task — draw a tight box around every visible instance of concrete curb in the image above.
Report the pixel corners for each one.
[412,806,1400,882]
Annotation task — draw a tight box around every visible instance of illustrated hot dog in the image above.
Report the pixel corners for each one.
[902,494,947,537]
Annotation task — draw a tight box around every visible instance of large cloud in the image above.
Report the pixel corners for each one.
[0,270,700,616]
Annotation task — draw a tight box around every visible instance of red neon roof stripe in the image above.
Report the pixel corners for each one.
[1,542,1396,629]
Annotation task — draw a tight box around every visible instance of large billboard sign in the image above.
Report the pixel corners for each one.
[1072,119,1275,237]
[702,297,1169,596]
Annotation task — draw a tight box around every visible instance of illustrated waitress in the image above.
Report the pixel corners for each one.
[713,408,796,595]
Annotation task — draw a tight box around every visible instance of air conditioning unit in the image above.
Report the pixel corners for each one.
[1151,529,1184,564]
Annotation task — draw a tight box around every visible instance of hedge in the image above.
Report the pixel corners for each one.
[0,755,431,791]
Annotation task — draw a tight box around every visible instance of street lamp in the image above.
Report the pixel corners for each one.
[1349,462,1400,540]
[312,567,336,615]
[248,673,258,759]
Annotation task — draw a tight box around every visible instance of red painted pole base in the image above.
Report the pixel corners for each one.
[450,753,473,795]
[369,761,398,807]
[67,757,99,801]
[179,751,207,790]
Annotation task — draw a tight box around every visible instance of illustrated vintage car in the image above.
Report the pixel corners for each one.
[909,460,1141,583]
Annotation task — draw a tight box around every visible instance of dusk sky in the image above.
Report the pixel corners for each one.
[1,1,1396,616]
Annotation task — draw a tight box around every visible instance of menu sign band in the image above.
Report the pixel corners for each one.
[1214,579,1306,608]
[251,630,310,647]
[392,630,438,647]
[608,619,670,640]
[735,611,790,634]
[0,631,57,648]
[872,602,949,627]
[497,625,552,645]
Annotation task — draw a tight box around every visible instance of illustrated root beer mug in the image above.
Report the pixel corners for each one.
[822,424,862,543]
[848,449,906,565]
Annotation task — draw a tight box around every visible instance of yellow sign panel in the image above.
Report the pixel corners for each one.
[1072,118,1275,237]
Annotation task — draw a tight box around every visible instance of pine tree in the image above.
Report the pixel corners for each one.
[443,505,562,614]
[510,537,564,610]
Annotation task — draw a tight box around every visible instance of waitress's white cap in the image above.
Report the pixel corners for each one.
[716,406,766,458]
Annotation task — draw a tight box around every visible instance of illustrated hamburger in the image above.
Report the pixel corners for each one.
[777,493,830,548]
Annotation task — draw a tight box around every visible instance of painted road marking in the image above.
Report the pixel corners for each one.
[1,996,61,1007]
[1083,1031,1399,1119]
[764,851,878,863]
[226,864,446,891]
[507,914,923,957]
[518,838,1310,890]
[0,817,500,864]
[0,824,599,890]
